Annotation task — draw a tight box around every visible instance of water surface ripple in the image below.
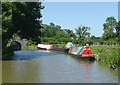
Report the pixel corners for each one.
[2,50,118,83]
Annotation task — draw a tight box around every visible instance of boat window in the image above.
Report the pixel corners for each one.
[78,47,85,54]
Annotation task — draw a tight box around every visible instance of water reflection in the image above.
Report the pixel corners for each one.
[2,50,59,60]
[2,50,118,83]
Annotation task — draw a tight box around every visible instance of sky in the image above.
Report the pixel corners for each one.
[41,2,118,37]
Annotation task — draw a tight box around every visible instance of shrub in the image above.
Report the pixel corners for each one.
[26,39,34,46]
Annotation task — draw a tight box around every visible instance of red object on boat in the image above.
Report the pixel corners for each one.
[52,45,59,49]
[46,49,50,51]
[82,46,93,56]
[69,47,72,52]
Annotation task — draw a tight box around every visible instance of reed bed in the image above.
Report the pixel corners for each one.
[90,45,119,70]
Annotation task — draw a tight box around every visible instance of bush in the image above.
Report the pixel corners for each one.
[72,39,78,44]
[90,45,119,70]
[99,48,119,69]
[26,39,37,47]
[26,39,34,46]
[48,40,54,44]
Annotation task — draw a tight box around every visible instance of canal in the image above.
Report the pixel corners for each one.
[2,50,118,83]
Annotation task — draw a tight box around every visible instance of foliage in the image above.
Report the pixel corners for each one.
[102,17,117,40]
[26,39,37,47]
[40,23,73,44]
[2,2,44,48]
[24,45,38,50]
[90,45,119,70]
[85,40,93,45]
[75,26,90,39]
[115,21,120,40]
[42,23,61,37]
[90,45,107,54]
[99,38,119,45]
[64,29,76,39]
[72,39,78,44]
[41,23,70,38]
[12,2,44,39]
[2,2,13,42]
[58,45,65,48]
[99,48,119,69]
[40,36,72,44]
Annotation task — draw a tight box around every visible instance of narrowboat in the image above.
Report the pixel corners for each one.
[68,46,95,61]
[37,44,53,51]
[54,42,74,53]
[51,48,68,53]
[64,42,73,53]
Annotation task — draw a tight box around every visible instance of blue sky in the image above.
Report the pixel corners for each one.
[41,2,118,37]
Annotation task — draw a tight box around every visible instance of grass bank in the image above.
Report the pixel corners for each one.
[90,45,119,70]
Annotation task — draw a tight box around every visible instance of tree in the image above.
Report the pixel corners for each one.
[2,2,13,41]
[42,23,70,38]
[64,29,76,39]
[2,2,13,47]
[12,2,44,39]
[2,2,44,47]
[102,17,117,40]
[90,35,96,40]
[41,23,61,37]
[75,26,90,39]
[41,23,74,44]
[115,21,120,37]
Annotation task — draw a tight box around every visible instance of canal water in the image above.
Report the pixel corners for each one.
[2,50,118,83]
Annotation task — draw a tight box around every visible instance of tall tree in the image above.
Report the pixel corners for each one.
[90,35,96,40]
[2,2,13,47]
[41,23,59,37]
[12,2,44,39]
[102,17,117,40]
[64,29,76,39]
[42,23,69,38]
[75,26,90,39]
[2,2,13,41]
[115,21,120,37]
[2,2,44,47]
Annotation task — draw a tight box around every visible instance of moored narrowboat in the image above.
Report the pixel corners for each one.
[37,44,53,51]
[64,42,73,53]
[68,46,95,61]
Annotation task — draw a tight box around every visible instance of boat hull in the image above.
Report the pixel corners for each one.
[37,47,47,50]
[37,44,53,50]
[69,53,95,61]
[50,48,69,53]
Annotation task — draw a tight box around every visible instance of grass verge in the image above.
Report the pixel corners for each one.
[90,45,119,70]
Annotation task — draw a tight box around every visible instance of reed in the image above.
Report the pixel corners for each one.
[90,45,119,70]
